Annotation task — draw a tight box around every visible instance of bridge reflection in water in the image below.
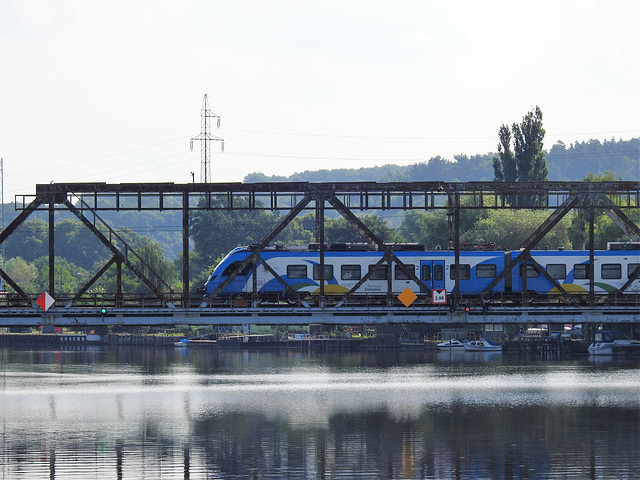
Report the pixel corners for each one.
[1,348,640,479]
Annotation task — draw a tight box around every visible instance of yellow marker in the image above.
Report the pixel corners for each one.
[398,287,417,307]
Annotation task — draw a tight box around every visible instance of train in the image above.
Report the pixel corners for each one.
[202,242,640,301]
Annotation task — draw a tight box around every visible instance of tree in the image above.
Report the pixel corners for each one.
[493,106,548,205]
[568,171,640,249]
[189,196,282,278]
[4,219,48,262]
[398,211,449,249]
[461,210,570,250]
[324,214,401,244]
[3,257,38,293]
[32,256,90,293]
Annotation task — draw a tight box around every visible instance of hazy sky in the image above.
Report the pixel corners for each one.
[1,0,638,197]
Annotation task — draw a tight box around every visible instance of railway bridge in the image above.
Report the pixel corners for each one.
[0,180,638,327]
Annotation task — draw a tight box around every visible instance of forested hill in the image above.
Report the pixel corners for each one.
[244,137,639,183]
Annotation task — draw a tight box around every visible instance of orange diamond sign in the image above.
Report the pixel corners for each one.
[398,287,417,307]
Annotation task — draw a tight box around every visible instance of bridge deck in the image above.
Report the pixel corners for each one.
[1,304,638,327]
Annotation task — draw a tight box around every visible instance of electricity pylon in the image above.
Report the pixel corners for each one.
[190,94,224,183]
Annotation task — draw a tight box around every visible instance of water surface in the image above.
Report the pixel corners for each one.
[1,347,640,478]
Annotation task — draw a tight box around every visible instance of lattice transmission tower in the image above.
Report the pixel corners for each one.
[190,94,224,183]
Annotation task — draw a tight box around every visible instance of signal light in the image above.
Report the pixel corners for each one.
[100,307,107,314]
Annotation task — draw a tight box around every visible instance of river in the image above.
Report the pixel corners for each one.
[1,345,640,479]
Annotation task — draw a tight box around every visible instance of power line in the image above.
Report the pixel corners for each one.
[6,135,192,179]
[225,127,640,141]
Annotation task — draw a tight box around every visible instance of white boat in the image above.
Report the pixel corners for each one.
[437,339,467,351]
[464,338,502,352]
[588,330,640,355]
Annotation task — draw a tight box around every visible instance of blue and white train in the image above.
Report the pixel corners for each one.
[202,243,640,300]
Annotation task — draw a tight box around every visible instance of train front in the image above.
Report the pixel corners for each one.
[201,247,253,295]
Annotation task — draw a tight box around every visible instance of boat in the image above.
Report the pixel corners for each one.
[587,330,640,355]
[464,338,502,352]
[436,338,467,351]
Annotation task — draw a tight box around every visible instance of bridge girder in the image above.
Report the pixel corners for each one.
[0,180,637,325]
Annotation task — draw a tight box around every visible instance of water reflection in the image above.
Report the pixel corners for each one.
[1,346,640,478]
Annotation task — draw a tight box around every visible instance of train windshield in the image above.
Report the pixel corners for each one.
[222,261,253,276]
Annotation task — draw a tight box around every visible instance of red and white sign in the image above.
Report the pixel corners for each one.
[36,291,55,311]
[431,289,447,304]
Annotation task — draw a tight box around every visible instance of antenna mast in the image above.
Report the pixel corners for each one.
[190,94,224,183]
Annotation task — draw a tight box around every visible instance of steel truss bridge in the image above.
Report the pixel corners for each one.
[0,180,638,327]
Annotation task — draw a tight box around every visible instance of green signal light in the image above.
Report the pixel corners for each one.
[100,307,107,314]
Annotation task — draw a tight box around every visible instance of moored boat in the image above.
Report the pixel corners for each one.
[464,338,502,352]
[437,338,467,351]
[588,330,640,355]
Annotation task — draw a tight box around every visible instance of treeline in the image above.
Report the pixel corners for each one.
[244,137,639,183]
[1,218,178,294]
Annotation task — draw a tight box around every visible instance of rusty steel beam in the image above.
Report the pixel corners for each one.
[208,194,313,298]
[328,196,432,296]
[71,257,117,302]
[64,199,170,299]
[597,195,640,241]
[17,181,639,212]
[475,194,582,303]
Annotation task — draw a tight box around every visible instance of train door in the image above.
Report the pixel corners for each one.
[420,260,445,290]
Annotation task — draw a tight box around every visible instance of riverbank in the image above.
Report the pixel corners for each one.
[0,333,180,347]
[0,331,595,355]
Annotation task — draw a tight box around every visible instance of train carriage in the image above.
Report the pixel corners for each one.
[203,244,507,298]
[203,242,639,304]
[519,249,640,295]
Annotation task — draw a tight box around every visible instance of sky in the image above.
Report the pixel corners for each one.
[0,0,638,198]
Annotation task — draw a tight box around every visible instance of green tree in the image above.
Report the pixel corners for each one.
[569,171,640,249]
[493,106,548,205]
[134,242,178,293]
[4,219,48,263]
[462,210,570,250]
[324,214,401,244]
[32,256,90,293]
[55,218,110,270]
[3,257,38,293]
[399,211,449,249]
[190,196,281,276]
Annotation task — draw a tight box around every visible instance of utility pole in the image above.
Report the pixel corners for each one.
[190,94,224,183]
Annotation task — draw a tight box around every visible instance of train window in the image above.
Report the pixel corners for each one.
[394,264,413,280]
[421,264,431,281]
[628,264,640,279]
[450,264,471,280]
[520,264,540,278]
[368,264,388,280]
[287,265,307,279]
[574,264,590,279]
[341,265,361,280]
[476,264,497,278]
[601,263,621,279]
[434,264,444,281]
[312,265,334,280]
[546,264,566,280]
[222,261,253,276]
